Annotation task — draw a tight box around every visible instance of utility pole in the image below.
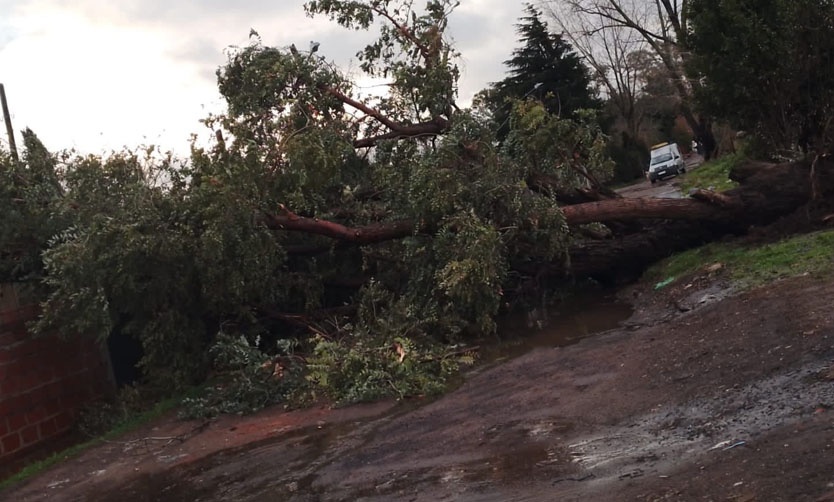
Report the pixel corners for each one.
[0,83,19,162]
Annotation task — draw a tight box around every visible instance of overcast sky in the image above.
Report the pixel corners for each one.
[0,0,528,155]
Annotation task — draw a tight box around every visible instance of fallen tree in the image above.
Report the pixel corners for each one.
[569,157,833,282]
[6,0,833,408]
[262,156,831,284]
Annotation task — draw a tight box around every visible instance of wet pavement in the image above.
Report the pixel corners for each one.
[617,154,703,199]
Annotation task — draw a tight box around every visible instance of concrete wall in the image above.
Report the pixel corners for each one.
[0,283,114,463]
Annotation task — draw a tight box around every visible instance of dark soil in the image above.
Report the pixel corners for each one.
[3,271,834,502]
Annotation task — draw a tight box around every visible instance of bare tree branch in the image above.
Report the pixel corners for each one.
[543,0,708,142]
[263,205,417,244]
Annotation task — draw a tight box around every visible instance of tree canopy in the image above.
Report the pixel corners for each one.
[687,0,834,154]
[546,1,719,159]
[481,4,600,140]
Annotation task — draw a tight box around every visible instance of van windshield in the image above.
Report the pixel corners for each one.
[651,153,673,165]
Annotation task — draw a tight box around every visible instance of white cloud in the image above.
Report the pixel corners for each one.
[0,0,526,155]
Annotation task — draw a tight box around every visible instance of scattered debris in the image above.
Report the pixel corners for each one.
[619,469,644,480]
[46,478,70,489]
[655,277,675,290]
[552,473,595,484]
[709,440,732,451]
[156,454,188,464]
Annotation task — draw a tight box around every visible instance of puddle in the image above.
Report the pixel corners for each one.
[483,292,632,364]
[485,445,552,481]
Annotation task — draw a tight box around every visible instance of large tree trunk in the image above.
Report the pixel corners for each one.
[562,159,820,227]
[562,157,832,283]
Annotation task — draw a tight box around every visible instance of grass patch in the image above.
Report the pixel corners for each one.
[0,396,180,492]
[679,152,744,193]
[646,230,834,289]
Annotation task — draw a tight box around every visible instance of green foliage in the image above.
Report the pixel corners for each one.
[678,152,744,193]
[687,0,834,153]
[480,4,600,140]
[26,148,294,388]
[504,101,614,190]
[75,385,171,437]
[306,0,460,118]
[0,130,69,282]
[0,0,617,414]
[180,333,302,418]
[305,281,473,404]
[606,132,649,183]
[0,138,298,388]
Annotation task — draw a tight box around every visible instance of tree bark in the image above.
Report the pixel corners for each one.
[561,197,727,225]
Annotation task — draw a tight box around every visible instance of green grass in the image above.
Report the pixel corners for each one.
[646,230,834,290]
[679,152,744,193]
[0,397,180,492]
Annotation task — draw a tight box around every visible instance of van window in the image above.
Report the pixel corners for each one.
[651,153,673,165]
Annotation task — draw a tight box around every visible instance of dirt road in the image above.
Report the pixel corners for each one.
[617,154,704,199]
[3,266,834,501]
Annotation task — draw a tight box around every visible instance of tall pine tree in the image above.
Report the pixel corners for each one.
[485,4,600,139]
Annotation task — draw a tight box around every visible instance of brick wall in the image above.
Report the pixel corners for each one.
[0,283,114,463]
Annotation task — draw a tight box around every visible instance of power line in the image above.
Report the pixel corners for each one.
[1,83,18,162]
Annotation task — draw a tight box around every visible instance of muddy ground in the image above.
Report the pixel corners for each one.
[3,267,834,501]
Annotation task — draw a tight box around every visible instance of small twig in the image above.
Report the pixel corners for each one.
[723,440,746,450]
[99,419,211,455]
[419,345,480,363]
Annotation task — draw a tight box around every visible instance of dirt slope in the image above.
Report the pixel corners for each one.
[3,273,834,502]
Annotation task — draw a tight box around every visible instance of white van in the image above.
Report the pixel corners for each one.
[647,142,686,184]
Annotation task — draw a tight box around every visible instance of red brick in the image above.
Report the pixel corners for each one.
[44,382,63,402]
[0,344,17,366]
[0,400,11,420]
[13,397,28,414]
[7,412,25,433]
[20,372,40,394]
[19,424,39,445]
[0,418,7,437]
[24,384,48,406]
[25,405,47,425]
[3,375,21,398]
[0,341,23,361]
[53,413,73,433]
[43,398,61,418]
[1,432,21,454]
[0,311,23,330]
[38,380,61,403]
[15,344,36,362]
[0,396,27,421]
[38,418,57,439]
